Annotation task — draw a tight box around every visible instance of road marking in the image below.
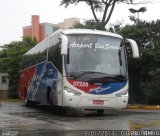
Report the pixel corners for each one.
[130,120,160,130]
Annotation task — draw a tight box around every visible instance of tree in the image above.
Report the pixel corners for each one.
[0,36,37,98]
[74,19,106,30]
[114,20,160,104]
[60,0,149,29]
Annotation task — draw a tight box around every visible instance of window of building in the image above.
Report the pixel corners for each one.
[2,76,7,84]
[45,25,53,36]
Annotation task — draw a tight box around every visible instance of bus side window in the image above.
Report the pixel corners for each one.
[48,34,62,73]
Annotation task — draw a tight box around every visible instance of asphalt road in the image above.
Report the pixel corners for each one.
[0,101,160,136]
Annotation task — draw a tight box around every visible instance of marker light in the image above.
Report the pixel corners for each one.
[116,90,128,97]
[64,87,81,96]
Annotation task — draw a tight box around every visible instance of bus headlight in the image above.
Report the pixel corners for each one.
[116,90,128,97]
[64,87,81,96]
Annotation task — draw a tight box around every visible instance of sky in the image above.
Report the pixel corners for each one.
[0,0,160,45]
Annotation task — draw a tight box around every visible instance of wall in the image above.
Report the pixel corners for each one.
[0,73,9,98]
[58,17,80,29]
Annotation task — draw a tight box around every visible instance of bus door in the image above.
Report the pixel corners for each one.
[48,34,63,106]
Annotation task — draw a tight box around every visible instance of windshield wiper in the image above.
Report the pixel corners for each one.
[105,75,127,82]
[73,71,106,80]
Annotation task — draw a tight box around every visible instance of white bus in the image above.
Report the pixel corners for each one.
[19,29,139,115]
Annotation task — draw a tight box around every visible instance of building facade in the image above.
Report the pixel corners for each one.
[57,17,80,29]
[23,15,80,42]
[23,15,58,42]
[0,48,9,98]
[0,73,9,98]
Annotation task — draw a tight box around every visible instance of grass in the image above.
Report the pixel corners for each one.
[0,98,23,102]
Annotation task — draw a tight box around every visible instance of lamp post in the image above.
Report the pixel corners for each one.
[129,7,147,22]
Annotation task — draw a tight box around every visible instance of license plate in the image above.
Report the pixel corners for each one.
[93,100,104,105]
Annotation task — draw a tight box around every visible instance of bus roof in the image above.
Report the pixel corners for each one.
[54,29,123,39]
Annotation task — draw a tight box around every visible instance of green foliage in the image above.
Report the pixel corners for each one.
[74,19,106,31]
[0,36,37,98]
[114,20,160,104]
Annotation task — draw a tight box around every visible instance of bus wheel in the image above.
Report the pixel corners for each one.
[97,109,104,116]
[49,97,66,115]
[47,87,51,104]
[48,92,57,113]
[49,97,54,112]
[47,87,56,113]
[24,89,30,106]
[25,99,33,107]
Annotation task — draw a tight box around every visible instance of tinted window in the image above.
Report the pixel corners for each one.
[48,34,62,73]
[21,38,49,70]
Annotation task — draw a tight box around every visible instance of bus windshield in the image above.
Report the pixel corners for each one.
[65,34,127,82]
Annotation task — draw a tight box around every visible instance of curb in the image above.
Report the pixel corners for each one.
[127,105,160,110]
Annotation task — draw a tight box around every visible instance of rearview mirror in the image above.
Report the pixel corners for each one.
[126,39,139,58]
[60,34,68,55]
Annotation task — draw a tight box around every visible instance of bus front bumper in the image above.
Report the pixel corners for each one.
[63,94,128,110]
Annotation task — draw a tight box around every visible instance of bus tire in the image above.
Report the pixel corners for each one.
[47,87,66,115]
[97,109,104,116]
[47,87,51,104]
[25,99,33,107]
[24,89,31,107]
[49,95,66,114]
[47,87,56,113]
[49,96,62,114]
[24,89,36,107]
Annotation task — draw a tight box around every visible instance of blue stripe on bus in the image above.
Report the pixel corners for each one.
[31,62,58,104]
[88,82,127,95]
